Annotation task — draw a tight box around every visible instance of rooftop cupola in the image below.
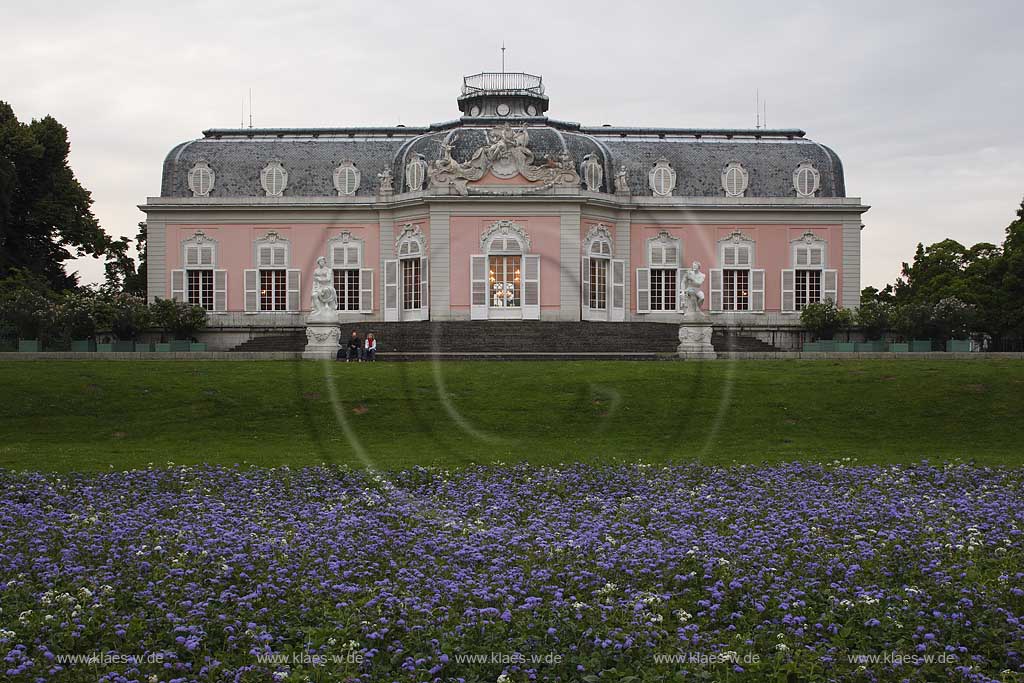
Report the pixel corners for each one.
[457,72,549,119]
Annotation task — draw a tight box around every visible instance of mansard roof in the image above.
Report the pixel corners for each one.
[159,73,846,199]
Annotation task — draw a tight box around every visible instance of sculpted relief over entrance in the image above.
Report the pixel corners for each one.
[428,124,581,195]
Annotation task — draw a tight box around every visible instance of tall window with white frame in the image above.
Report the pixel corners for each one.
[245,233,300,313]
[384,226,428,322]
[171,232,226,312]
[649,234,679,311]
[782,232,837,313]
[582,225,625,322]
[470,221,540,321]
[328,232,373,316]
[709,233,764,313]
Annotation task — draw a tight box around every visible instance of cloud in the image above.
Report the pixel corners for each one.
[3,0,1021,287]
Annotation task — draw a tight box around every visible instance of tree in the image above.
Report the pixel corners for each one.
[0,101,109,290]
[800,298,853,340]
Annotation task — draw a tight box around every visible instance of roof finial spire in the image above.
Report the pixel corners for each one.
[501,42,506,73]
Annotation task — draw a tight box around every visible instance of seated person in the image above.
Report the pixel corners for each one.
[363,333,377,362]
[344,330,362,362]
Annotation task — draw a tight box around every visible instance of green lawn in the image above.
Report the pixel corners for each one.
[0,360,1021,471]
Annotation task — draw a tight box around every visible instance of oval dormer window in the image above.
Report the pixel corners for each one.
[187,161,215,197]
[721,162,748,198]
[333,161,360,197]
[526,104,538,116]
[496,103,511,116]
[648,158,676,197]
[470,105,481,117]
[261,161,288,197]
[793,162,820,198]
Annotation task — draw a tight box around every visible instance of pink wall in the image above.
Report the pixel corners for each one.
[449,215,562,313]
[629,224,843,313]
[166,224,380,311]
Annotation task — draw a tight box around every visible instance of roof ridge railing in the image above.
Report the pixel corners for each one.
[462,72,544,96]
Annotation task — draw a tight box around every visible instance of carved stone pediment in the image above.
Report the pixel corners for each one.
[428,125,581,195]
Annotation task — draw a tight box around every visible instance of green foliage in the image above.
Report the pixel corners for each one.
[149,297,208,340]
[94,292,150,341]
[0,269,56,340]
[854,299,893,340]
[799,298,853,340]
[0,101,110,290]
[878,196,1024,345]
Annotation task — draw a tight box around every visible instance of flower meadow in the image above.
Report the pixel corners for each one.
[1,463,1023,683]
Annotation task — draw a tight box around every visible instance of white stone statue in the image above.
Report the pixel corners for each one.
[682,261,706,318]
[614,166,630,194]
[377,169,394,194]
[309,256,338,322]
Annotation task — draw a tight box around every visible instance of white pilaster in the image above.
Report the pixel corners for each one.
[428,207,451,319]
[559,208,582,320]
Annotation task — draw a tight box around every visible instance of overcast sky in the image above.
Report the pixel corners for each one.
[3,0,1022,288]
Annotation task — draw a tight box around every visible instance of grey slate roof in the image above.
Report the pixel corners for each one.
[160,119,846,199]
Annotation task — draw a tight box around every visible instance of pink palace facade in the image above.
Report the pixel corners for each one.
[141,72,868,349]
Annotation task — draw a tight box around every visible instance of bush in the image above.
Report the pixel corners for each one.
[800,298,853,340]
[892,302,933,340]
[855,300,893,340]
[94,292,151,341]
[150,298,208,340]
[55,289,102,340]
[0,271,57,341]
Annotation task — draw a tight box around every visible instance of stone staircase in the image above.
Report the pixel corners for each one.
[228,321,783,358]
[711,330,784,353]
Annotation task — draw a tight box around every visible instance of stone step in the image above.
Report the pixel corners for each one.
[228,322,785,354]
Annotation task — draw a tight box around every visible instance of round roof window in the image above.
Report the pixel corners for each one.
[496,103,511,116]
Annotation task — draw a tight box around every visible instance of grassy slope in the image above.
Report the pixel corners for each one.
[0,360,1021,472]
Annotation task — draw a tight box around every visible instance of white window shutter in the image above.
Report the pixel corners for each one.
[675,267,685,311]
[359,269,373,313]
[213,270,227,311]
[650,246,663,267]
[184,246,199,267]
[171,269,186,302]
[383,259,399,321]
[781,269,795,312]
[751,269,765,312]
[636,268,650,313]
[522,254,540,320]
[723,246,736,267]
[470,254,488,320]
[709,268,723,312]
[795,246,809,267]
[286,269,301,312]
[346,246,359,267]
[665,245,678,266]
[823,269,838,303]
[420,256,429,319]
[581,256,591,320]
[737,246,750,267]
[610,259,625,322]
[200,246,214,266]
[810,248,824,267]
[274,246,287,267]
[244,269,258,312]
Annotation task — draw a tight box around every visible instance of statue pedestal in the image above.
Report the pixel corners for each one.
[677,314,716,360]
[302,317,341,360]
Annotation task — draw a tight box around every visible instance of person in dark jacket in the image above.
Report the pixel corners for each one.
[344,330,362,362]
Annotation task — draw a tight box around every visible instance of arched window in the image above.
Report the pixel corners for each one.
[470,220,540,320]
[581,224,625,322]
[384,224,428,321]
